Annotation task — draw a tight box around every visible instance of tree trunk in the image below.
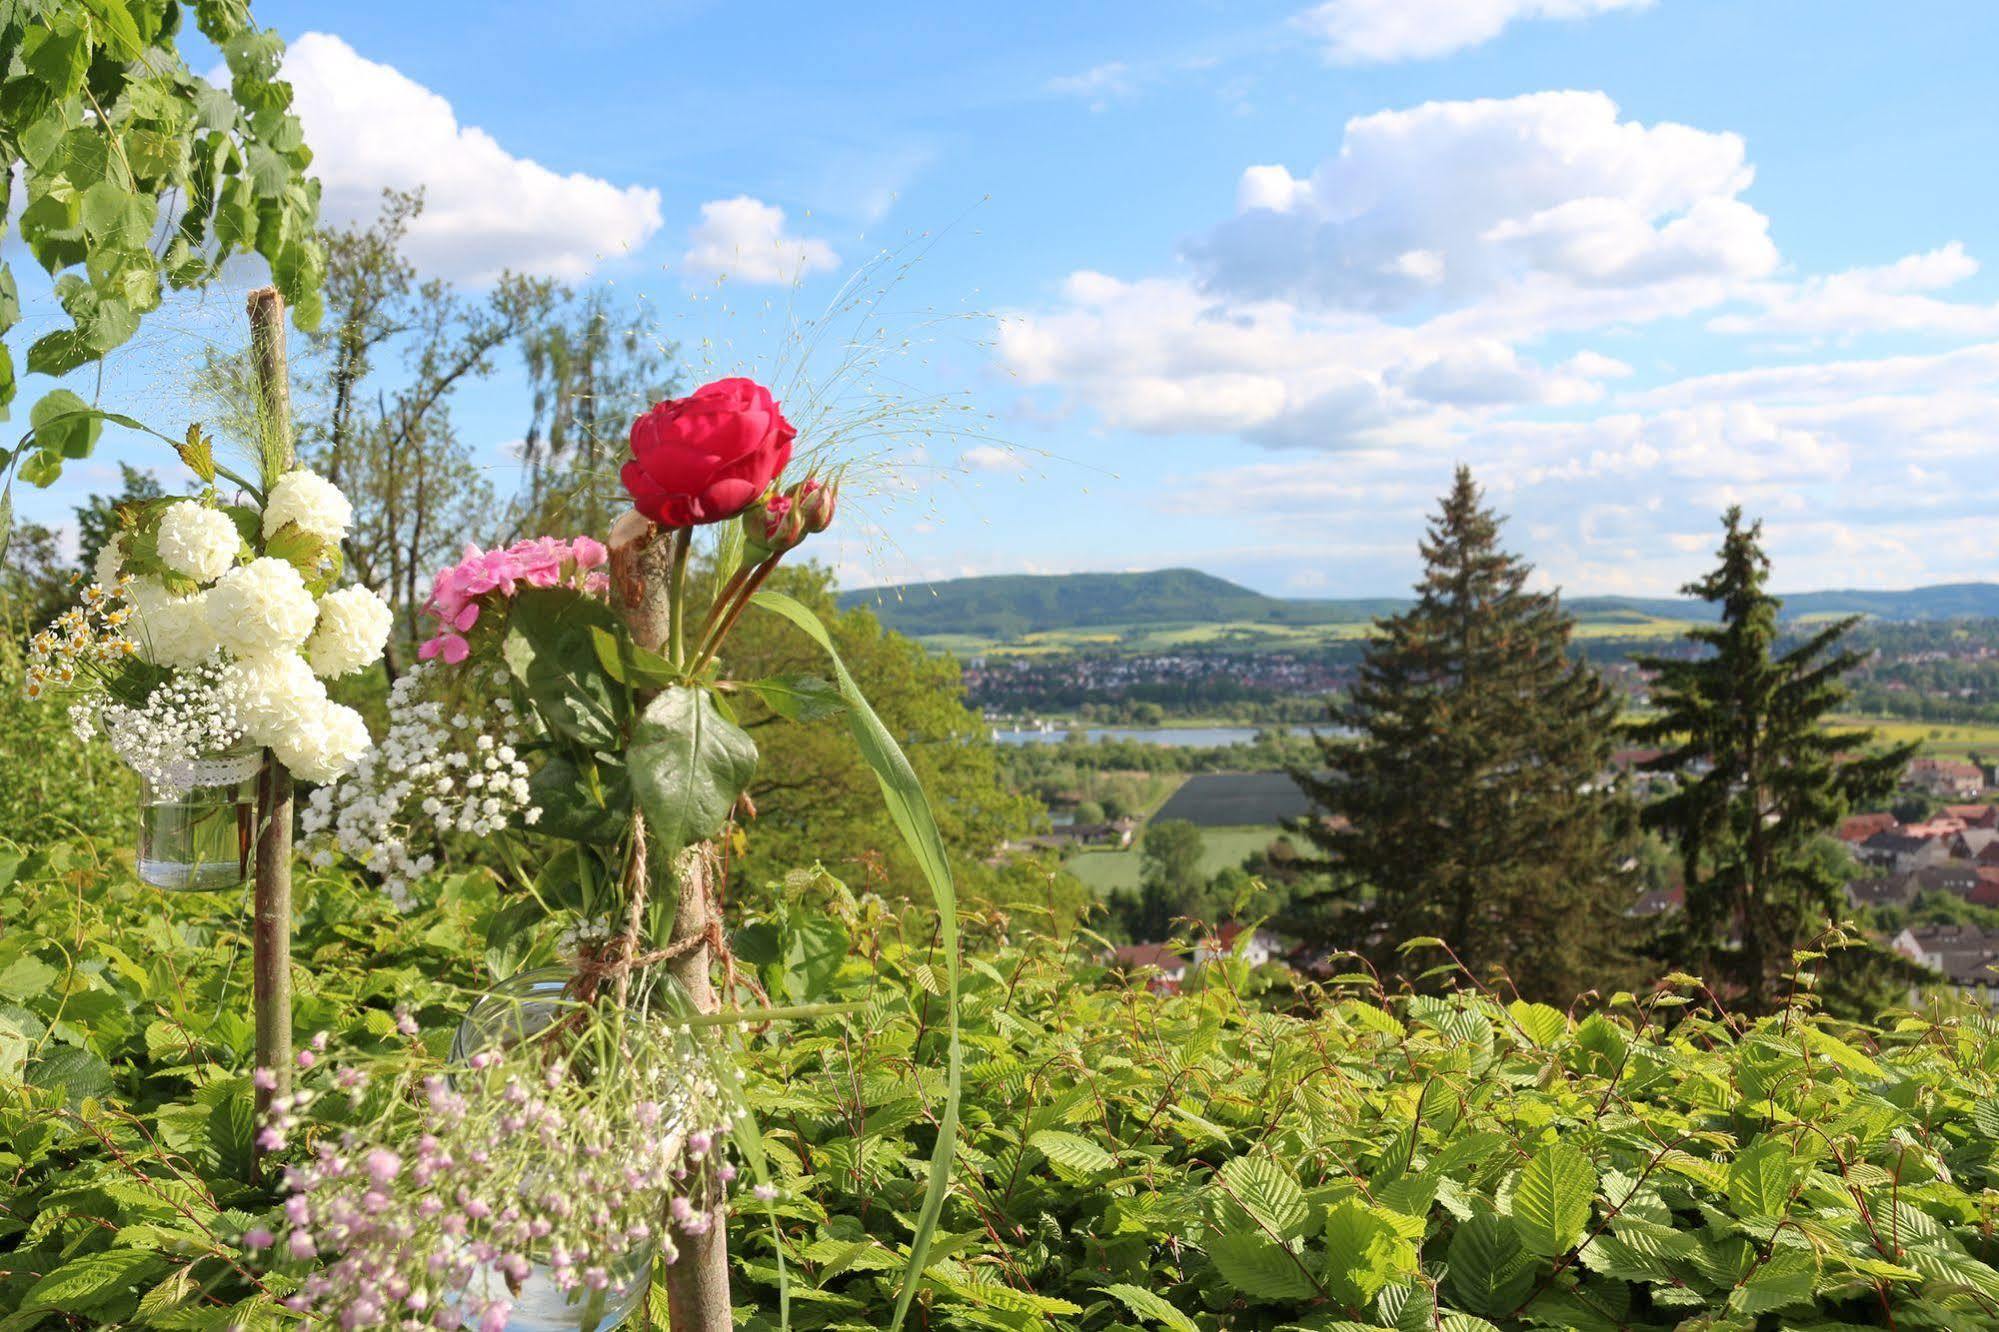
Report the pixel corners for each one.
[607,509,733,1330]
[245,287,295,1178]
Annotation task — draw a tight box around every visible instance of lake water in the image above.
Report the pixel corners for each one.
[991,725,1320,747]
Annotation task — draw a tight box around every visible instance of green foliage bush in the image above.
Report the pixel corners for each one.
[4,837,1999,1330]
[0,632,137,845]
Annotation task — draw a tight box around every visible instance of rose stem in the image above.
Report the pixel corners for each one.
[666,526,693,669]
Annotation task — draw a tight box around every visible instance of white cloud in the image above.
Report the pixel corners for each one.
[1186,92,1774,318]
[681,196,838,285]
[1047,62,1138,110]
[282,33,662,282]
[960,444,1029,473]
[997,87,1999,591]
[1711,243,1999,337]
[1296,0,1654,65]
[1002,94,1771,449]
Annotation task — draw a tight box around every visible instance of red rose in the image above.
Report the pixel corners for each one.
[621,378,796,527]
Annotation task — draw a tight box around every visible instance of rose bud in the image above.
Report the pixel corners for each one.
[792,476,838,534]
[622,378,796,528]
[741,489,806,561]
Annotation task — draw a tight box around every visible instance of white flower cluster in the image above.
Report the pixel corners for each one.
[73,470,384,788]
[263,469,353,541]
[218,652,371,785]
[206,557,320,657]
[302,663,539,906]
[100,660,249,796]
[305,585,394,680]
[155,501,241,583]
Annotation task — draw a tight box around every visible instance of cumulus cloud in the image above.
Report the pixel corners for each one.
[1296,0,1654,65]
[681,196,838,285]
[1711,243,1999,337]
[1186,92,1774,318]
[1001,94,1754,450]
[996,86,1999,590]
[283,33,662,282]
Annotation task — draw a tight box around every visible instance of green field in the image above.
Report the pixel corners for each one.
[923,609,1700,657]
[1064,824,1284,894]
[1833,716,1999,754]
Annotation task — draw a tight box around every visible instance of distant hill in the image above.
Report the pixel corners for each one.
[839,568,1999,643]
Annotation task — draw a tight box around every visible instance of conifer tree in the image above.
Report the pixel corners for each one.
[1629,508,1911,1013]
[1293,467,1631,1000]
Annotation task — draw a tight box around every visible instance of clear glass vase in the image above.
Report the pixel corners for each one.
[455,1242,656,1332]
[451,966,578,1065]
[136,747,261,891]
[452,967,655,1331]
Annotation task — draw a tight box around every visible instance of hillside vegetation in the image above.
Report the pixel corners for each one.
[841,568,1999,652]
[10,838,1999,1331]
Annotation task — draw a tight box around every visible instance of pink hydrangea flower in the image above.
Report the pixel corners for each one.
[417,537,611,665]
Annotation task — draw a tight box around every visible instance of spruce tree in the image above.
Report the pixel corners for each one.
[1293,467,1631,1001]
[1629,508,1912,1014]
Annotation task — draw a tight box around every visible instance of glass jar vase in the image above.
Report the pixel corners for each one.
[452,967,655,1331]
[136,747,261,891]
[455,1241,657,1332]
[451,966,578,1065]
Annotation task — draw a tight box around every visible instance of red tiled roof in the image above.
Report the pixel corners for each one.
[1837,812,1898,843]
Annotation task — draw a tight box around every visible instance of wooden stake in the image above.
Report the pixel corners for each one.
[608,510,733,1330]
[246,287,295,1174]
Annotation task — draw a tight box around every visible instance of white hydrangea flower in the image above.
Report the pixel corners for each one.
[262,470,353,542]
[94,535,126,588]
[124,574,171,615]
[132,589,218,669]
[206,557,319,656]
[274,698,371,784]
[221,650,326,747]
[155,502,241,583]
[305,585,393,679]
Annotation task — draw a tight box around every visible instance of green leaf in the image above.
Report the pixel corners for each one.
[1322,1199,1416,1309]
[588,624,680,692]
[1445,1213,1536,1317]
[23,1248,166,1312]
[175,423,217,483]
[1206,1230,1318,1302]
[502,586,626,749]
[1508,1001,1568,1047]
[750,588,961,1332]
[739,674,846,723]
[27,388,103,468]
[1218,1155,1308,1239]
[1729,1245,1817,1314]
[1727,1140,1796,1221]
[263,519,332,583]
[1511,1142,1596,1257]
[26,1045,114,1105]
[1098,1283,1200,1332]
[527,755,630,845]
[626,685,758,856]
[1030,1129,1116,1176]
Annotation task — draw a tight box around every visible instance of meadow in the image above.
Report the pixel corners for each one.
[1064,823,1283,894]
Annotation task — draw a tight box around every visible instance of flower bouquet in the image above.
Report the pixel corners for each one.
[25,441,389,889]
[293,376,963,1330]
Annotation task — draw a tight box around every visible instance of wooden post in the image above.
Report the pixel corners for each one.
[607,511,733,1331]
[246,287,295,1171]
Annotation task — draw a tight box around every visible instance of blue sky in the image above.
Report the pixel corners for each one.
[16,0,1999,598]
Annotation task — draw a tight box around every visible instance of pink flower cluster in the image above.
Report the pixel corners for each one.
[418,537,610,665]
